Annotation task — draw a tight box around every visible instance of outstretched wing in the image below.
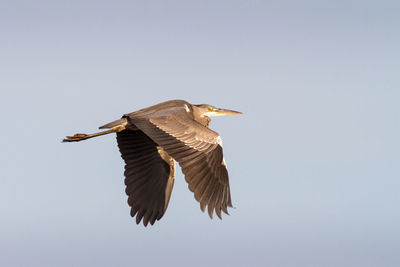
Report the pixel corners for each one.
[117,130,175,226]
[128,105,232,219]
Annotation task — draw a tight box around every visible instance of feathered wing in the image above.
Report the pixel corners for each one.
[117,130,175,226]
[128,106,232,219]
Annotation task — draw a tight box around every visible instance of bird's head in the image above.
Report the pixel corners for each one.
[194,104,242,117]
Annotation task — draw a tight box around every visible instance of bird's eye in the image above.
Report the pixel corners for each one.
[208,107,213,111]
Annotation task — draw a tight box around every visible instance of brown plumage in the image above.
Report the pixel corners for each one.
[63,99,241,226]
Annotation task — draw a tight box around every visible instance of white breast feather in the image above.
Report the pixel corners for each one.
[184,104,190,112]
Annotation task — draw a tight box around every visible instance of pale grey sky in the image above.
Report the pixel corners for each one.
[1,1,399,266]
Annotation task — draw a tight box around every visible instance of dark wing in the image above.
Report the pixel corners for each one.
[117,130,175,226]
[129,106,232,219]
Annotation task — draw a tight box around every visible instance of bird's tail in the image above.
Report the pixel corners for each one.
[99,118,127,129]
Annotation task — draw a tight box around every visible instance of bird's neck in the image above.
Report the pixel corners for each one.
[192,107,211,127]
[195,116,210,127]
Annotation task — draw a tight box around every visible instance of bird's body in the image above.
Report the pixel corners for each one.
[63,100,241,226]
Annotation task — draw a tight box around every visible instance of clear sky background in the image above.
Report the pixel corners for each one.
[1,1,399,266]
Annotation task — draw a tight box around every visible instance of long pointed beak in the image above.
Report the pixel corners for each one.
[216,108,242,115]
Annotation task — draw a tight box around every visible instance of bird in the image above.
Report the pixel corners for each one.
[63,99,242,226]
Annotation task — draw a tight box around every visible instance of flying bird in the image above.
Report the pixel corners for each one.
[63,99,241,226]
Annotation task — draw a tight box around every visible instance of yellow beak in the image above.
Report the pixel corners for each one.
[216,109,242,115]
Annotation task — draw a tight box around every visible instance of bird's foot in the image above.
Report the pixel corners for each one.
[62,133,89,142]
